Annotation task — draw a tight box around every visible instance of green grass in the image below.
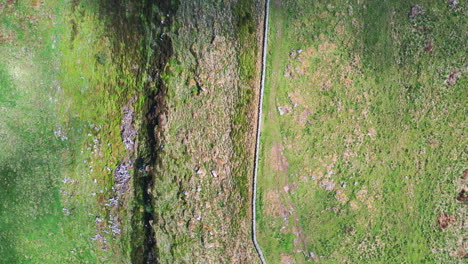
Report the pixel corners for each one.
[257,0,466,263]
[0,0,147,262]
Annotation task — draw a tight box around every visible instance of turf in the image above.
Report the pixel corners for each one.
[257,0,467,263]
[0,0,146,262]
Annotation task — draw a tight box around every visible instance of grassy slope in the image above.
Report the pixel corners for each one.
[144,0,262,262]
[0,0,146,262]
[258,0,466,263]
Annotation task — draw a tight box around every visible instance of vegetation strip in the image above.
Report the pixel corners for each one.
[252,0,269,263]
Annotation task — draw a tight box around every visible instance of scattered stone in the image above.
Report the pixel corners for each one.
[196,167,206,177]
[63,207,71,216]
[425,40,434,53]
[321,179,335,191]
[114,161,132,194]
[205,243,216,249]
[109,215,121,235]
[121,97,138,151]
[210,170,218,178]
[368,128,377,138]
[409,5,423,19]
[193,211,202,221]
[289,50,297,58]
[449,0,458,7]
[91,233,106,243]
[105,197,118,207]
[446,69,460,86]
[54,125,68,141]
[145,165,151,173]
[61,177,76,184]
[284,65,294,78]
[278,106,291,115]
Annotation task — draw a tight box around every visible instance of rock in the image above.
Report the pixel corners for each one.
[210,170,218,178]
[158,113,167,127]
[145,165,151,172]
[409,5,422,19]
[284,65,294,78]
[196,167,206,177]
[278,106,291,115]
[114,161,132,194]
[121,97,138,151]
[446,69,460,86]
[424,39,434,53]
[321,179,335,191]
[449,1,458,7]
[289,50,296,57]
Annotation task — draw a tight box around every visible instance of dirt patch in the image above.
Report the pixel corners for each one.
[288,90,305,107]
[438,212,456,229]
[280,253,296,264]
[298,108,311,126]
[0,29,15,44]
[265,190,290,219]
[318,41,337,54]
[271,142,289,172]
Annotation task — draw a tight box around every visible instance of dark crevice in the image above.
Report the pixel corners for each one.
[133,1,178,263]
[90,0,178,262]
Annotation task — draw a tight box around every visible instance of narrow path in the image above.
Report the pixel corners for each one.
[252,0,270,263]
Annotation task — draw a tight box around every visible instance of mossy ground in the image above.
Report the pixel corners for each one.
[1,0,263,263]
[0,0,147,262]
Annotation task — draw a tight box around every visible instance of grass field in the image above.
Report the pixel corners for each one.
[1,0,262,263]
[0,0,147,262]
[257,0,466,263]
